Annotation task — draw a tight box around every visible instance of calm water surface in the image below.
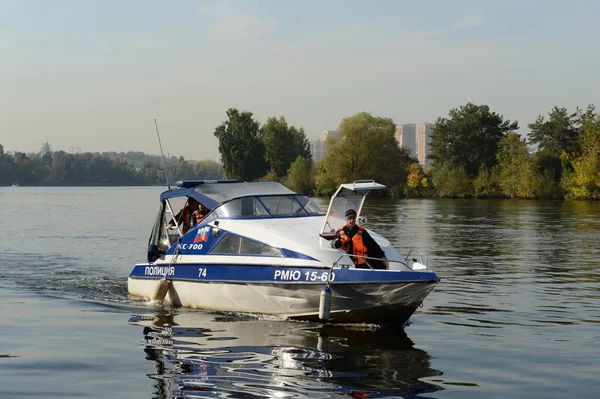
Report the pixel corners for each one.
[0,187,599,399]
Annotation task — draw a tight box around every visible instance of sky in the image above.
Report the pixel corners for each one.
[1,0,599,161]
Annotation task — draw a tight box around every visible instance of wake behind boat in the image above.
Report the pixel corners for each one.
[127,179,439,323]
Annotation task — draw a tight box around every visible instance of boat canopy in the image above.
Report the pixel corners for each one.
[193,181,294,204]
[159,180,324,224]
[161,181,294,207]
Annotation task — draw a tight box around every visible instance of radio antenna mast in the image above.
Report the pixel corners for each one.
[154,119,171,189]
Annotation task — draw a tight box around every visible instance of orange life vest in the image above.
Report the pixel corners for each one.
[191,210,204,226]
[337,225,368,265]
[179,208,194,234]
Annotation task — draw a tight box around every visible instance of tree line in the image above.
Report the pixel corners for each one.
[3,102,598,200]
[214,104,600,200]
[213,109,416,196]
[0,147,222,186]
[428,103,599,200]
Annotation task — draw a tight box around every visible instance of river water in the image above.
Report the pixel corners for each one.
[0,187,598,398]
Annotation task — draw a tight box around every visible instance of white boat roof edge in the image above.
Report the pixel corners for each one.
[339,180,386,191]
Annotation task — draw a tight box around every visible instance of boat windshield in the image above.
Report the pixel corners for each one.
[208,195,324,219]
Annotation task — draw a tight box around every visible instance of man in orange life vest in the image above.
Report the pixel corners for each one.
[192,203,210,225]
[168,198,208,235]
[332,209,388,269]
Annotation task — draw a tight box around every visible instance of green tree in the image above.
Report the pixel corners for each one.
[283,156,315,195]
[473,165,502,198]
[527,105,597,197]
[214,108,268,181]
[0,145,16,185]
[316,112,413,196]
[406,163,424,189]
[496,132,535,198]
[194,160,223,180]
[405,163,431,197]
[430,103,518,178]
[47,151,70,184]
[290,126,311,160]
[568,147,600,199]
[258,169,279,182]
[314,161,338,195]
[566,114,600,199]
[528,106,583,157]
[262,116,295,178]
[262,117,312,178]
[530,152,564,198]
[431,164,472,198]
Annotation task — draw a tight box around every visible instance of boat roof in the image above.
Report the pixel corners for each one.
[160,180,296,208]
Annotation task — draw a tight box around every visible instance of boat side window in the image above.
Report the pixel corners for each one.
[202,211,218,224]
[209,233,282,257]
[213,197,269,218]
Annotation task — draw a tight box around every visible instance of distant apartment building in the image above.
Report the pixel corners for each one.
[321,130,337,142]
[310,140,324,162]
[416,123,434,168]
[394,124,417,157]
[311,130,337,162]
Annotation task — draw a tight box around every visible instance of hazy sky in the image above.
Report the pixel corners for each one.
[1,0,598,161]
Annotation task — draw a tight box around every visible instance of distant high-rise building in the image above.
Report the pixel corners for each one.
[394,125,402,146]
[321,130,337,141]
[40,140,52,157]
[394,124,417,157]
[310,130,337,162]
[417,123,434,168]
[310,140,324,162]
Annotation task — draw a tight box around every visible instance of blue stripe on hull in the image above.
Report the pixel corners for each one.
[129,263,439,284]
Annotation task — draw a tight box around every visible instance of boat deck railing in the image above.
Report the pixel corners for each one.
[332,249,428,272]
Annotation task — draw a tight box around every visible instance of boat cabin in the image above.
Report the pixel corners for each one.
[147,180,326,262]
[147,179,386,263]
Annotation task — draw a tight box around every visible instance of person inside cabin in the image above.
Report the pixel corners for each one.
[332,209,388,269]
[168,198,207,235]
[192,203,210,226]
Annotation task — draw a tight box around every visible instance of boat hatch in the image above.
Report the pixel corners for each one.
[320,180,386,239]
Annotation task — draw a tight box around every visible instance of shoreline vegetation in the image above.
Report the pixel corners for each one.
[2,102,599,200]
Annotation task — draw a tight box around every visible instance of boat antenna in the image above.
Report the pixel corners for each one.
[154,118,171,189]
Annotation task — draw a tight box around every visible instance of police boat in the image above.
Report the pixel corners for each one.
[127,179,439,324]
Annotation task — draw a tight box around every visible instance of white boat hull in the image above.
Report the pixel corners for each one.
[128,268,437,324]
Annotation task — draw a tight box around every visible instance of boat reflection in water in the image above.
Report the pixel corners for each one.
[129,311,443,398]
